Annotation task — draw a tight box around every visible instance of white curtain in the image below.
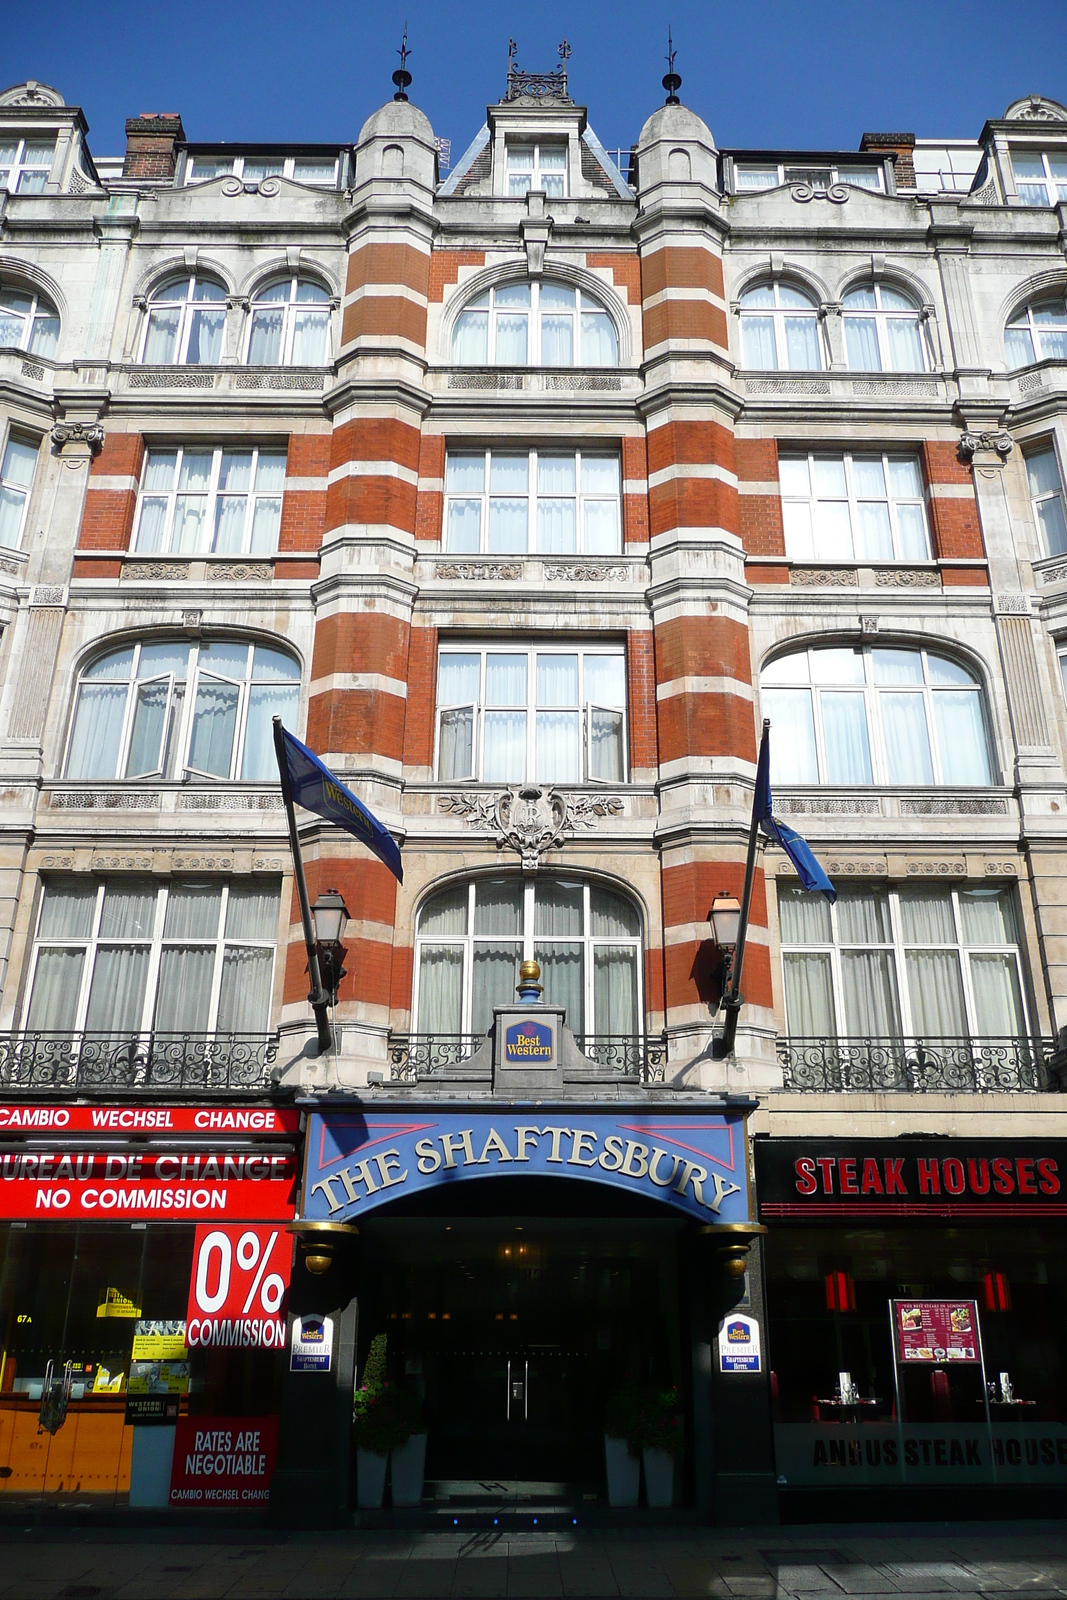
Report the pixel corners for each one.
[417,944,464,1032]
[837,889,892,944]
[761,688,818,784]
[537,942,583,1031]
[291,310,329,365]
[67,683,127,779]
[886,317,924,371]
[472,946,519,1033]
[212,496,247,554]
[536,880,582,935]
[126,679,169,777]
[217,947,273,1031]
[484,711,526,781]
[591,886,639,937]
[783,951,835,1035]
[39,883,97,939]
[164,884,222,939]
[420,885,468,937]
[855,501,894,560]
[959,889,1015,944]
[899,889,954,943]
[248,309,283,364]
[541,314,573,365]
[26,948,85,1032]
[487,498,527,552]
[154,946,213,1032]
[536,655,579,782]
[895,503,930,559]
[495,313,528,365]
[439,707,474,779]
[970,953,1025,1036]
[932,691,991,784]
[453,311,488,364]
[905,949,966,1035]
[536,499,576,553]
[812,500,853,559]
[844,317,881,370]
[188,676,240,776]
[593,945,637,1035]
[581,312,617,367]
[778,888,832,945]
[225,883,279,939]
[585,655,625,708]
[841,951,900,1036]
[446,499,482,552]
[0,486,27,548]
[86,947,150,1032]
[582,500,619,553]
[589,708,623,781]
[820,692,873,783]
[249,496,282,553]
[241,682,298,780]
[879,693,934,783]
[784,315,821,369]
[187,308,224,364]
[473,880,522,935]
[741,316,777,369]
[143,307,180,364]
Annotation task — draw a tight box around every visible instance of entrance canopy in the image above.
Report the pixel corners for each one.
[301,1110,752,1226]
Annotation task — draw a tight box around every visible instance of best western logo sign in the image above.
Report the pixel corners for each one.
[504,1020,554,1062]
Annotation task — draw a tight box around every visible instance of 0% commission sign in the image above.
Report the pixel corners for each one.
[186,1224,292,1350]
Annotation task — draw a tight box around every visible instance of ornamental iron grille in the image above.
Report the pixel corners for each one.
[505,39,574,105]
[388,1032,666,1085]
[778,1036,1057,1094]
[0,1032,280,1094]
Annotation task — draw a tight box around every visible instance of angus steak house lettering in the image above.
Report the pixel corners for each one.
[755,1139,1067,1219]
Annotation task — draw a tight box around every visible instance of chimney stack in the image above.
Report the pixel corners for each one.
[859,131,916,189]
[123,113,185,180]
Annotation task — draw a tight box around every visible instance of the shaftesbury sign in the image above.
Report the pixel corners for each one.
[301,1112,751,1225]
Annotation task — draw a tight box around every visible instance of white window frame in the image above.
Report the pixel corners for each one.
[779,450,931,562]
[132,444,287,557]
[1011,150,1067,206]
[434,642,628,786]
[1026,441,1067,558]
[139,274,227,366]
[505,141,568,198]
[1005,299,1067,367]
[0,429,39,549]
[738,281,823,371]
[23,877,280,1036]
[443,447,622,556]
[841,283,929,373]
[734,161,884,193]
[760,643,995,788]
[64,638,300,784]
[185,153,339,186]
[244,277,333,366]
[779,882,1029,1041]
[451,280,618,368]
[0,137,55,194]
[413,875,643,1038]
[0,285,60,356]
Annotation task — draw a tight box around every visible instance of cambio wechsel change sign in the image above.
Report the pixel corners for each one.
[302,1112,751,1224]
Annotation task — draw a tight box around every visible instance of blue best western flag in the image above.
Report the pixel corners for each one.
[754,724,835,902]
[277,726,403,883]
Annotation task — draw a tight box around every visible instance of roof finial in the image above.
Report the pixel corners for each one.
[558,39,571,64]
[392,24,412,101]
[663,27,682,105]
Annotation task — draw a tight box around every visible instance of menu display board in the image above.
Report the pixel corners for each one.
[893,1299,980,1363]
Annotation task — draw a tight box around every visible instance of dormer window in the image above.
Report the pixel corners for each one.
[734,161,882,193]
[453,280,617,367]
[185,153,339,187]
[507,142,567,198]
[1012,152,1067,206]
[0,138,54,194]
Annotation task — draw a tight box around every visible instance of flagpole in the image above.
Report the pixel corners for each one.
[273,716,333,1057]
[715,717,770,1060]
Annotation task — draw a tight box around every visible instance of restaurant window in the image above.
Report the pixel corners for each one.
[738,281,822,371]
[132,445,286,556]
[140,275,226,366]
[65,639,299,782]
[761,644,994,787]
[444,448,621,556]
[778,883,1028,1041]
[24,876,281,1036]
[415,875,642,1039]
[779,452,930,562]
[435,644,626,784]
[452,280,618,367]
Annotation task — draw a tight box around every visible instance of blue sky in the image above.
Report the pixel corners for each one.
[7,0,1067,162]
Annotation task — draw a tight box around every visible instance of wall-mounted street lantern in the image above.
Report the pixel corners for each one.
[310,888,350,1007]
[709,892,741,962]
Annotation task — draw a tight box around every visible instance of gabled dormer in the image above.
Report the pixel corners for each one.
[0,80,100,195]
[977,94,1067,206]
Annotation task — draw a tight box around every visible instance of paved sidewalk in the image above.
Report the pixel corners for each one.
[2,1522,1067,1600]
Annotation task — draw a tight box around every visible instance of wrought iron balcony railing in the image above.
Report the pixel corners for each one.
[778,1036,1058,1094]
[387,1033,668,1085]
[0,1032,280,1095]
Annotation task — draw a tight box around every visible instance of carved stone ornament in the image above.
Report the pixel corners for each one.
[984,861,1018,876]
[874,568,940,587]
[210,562,273,582]
[789,567,858,586]
[434,562,523,581]
[1005,94,1067,123]
[791,182,849,204]
[905,860,966,876]
[544,563,632,582]
[958,429,1013,462]
[50,422,103,456]
[120,561,188,582]
[441,786,624,869]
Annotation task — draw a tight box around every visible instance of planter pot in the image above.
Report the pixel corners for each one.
[356,1447,388,1509]
[604,1434,640,1507]
[390,1432,427,1506]
[642,1446,674,1508]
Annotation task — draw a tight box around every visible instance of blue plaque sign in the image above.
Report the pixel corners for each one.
[301,1111,751,1226]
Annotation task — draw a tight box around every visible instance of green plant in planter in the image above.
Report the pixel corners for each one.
[352,1333,423,1454]
[604,1383,682,1458]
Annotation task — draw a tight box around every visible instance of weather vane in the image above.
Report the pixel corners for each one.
[662,26,682,105]
[393,24,412,102]
[558,39,571,64]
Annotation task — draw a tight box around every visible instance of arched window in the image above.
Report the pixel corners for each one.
[842,283,926,372]
[0,284,59,357]
[738,282,822,370]
[1006,297,1067,366]
[760,644,994,787]
[142,274,226,365]
[246,277,332,366]
[452,280,618,367]
[415,875,642,1040]
[65,639,300,783]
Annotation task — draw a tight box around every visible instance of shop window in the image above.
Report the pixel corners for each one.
[738,281,822,371]
[761,644,994,787]
[435,643,627,784]
[246,277,331,366]
[23,876,281,1036]
[140,274,227,365]
[414,875,642,1039]
[452,280,618,367]
[444,448,621,557]
[65,639,299,782]
[842,283,928,373]
[778,883,1028,1042]
[778,452,930,562]
[132,446,287,557]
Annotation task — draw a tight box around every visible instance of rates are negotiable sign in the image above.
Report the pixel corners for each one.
[169,1416,279,1506]
[301,1111,751,1225]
